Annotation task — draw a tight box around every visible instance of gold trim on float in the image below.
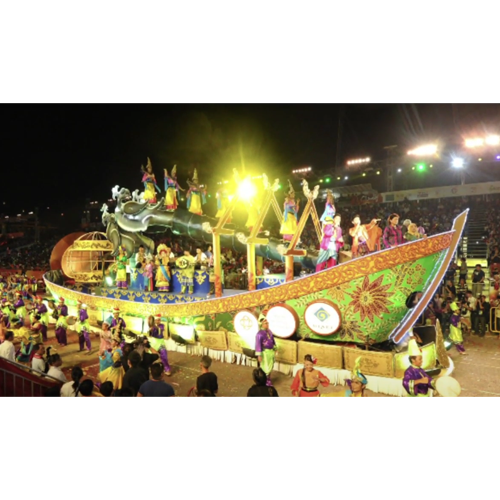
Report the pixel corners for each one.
[44,230,454,317]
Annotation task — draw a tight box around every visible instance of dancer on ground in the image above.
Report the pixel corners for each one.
[98,320,112,356]
[35,296,49,341]
[55,298,69,346]
[291,354,330,397]
[402,337,435,397]
[449,302,467,354]
[255,317,277,387]
[147,314,171,375]
[77,303,92,352]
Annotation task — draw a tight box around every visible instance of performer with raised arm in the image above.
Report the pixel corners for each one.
[164,164,184,211]
[155,244,172,292]
[320,190,336,221]
[141,157,161,204]
[316,216,336,272]
[291,354,330,397]
[147,314,172,376]
[186,169,207,216]
[349,215,381,257]
[402,336,435,397]
[255,316,277,387]
[280,180,299,242]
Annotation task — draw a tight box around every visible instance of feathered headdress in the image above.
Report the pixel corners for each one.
[351,356,368,385]
[258,313,267,325]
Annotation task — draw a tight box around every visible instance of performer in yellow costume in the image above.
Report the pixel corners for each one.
[164,164,184,211]
[115,246,128,289]
[155,244,171,292]
[280,180,299,241]
[141,157,161,204]
[186,169,207,215]
[215,186,232,222]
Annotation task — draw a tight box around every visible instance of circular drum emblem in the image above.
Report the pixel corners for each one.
[266,304,299,339]
[233,310,260,338]
[304,299,341,336]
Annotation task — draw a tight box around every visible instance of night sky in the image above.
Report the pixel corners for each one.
[3,104,500,221]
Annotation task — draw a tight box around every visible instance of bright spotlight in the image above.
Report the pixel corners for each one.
[452,158,464,168]
[397,168,402,172]
[344,176,348,180]
[486,135,500,145]
[238,178,257,200]
[407,145,437,156]
[465,138,484,148]
[105,277,113,286]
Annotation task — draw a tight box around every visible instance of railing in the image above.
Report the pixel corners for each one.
[0,357,62,397]
[490,306,500,334]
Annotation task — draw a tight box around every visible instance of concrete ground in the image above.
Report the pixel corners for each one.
[33,325,500,397]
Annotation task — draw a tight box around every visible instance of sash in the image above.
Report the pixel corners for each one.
[159,265,170,282]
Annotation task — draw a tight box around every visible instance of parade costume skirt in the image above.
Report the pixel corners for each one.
[260,349,275,376]
[165,187,178,210]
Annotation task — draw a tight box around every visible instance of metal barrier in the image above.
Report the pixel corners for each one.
[490,306,500,334]
[0,357,62,397]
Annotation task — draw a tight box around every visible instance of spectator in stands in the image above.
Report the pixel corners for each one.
[459,257,468,283]
[444,279,456,300]
[99,381,114,397]
[60,366,84,397]
[78,379,95,397]
[466,291,478,334]
[196,355,218,396]
[137,362,175,397]
[31,344,46,373]
[122,350,147,396]
[247,368,279,397]
[47,354,67,383]
[457,278,468,302]
[472,264,485,298]
[475,295,490,337]
[0,330,15,361]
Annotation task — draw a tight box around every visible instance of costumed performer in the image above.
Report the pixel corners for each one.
[279,180,299,242]
[98,348,125,390]
[98,320,112,356]
[291,354,330,397]
[320,190,335,221]
[383,213,404,249]
[164,164,184,210]
[321,356,368,397]
[115,245,129,290]
[14,291,26,321]
[99,334,122,373]
[140,157,161,204]
[215,186,232,222]
[404,223,423,242]
[16,333,35,364]
[333,215,344,255]
[147,314,172,375]
[176,251,196,294]
[55,297,69,346]
[111,308,126,340]
[449,302,467,355]
[155,244,172,292]
[35,295,49,341]
[349,215,381,257]
[402,337,435,397]
[316,216,336,272]
[255,316,277,387]
[186,169,207,216]
[77,303,92,352]
[143,256,154,292]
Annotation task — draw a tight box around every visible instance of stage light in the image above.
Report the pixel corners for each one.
[105,277,113,286]
[417,164,425,171]
[412,166,415,170]
[278,184,282,189]
[347,157,370,166]
[344,176,348,180]
[465,138,484,148]
[337,176,341,180]
[362,173,366,177]
[478,158,482,161]
[325,177,331,183]
[397,168,402,172]
[486,135,500,145]
[452,158,464,168]
[319,179,323,183]
[407,145,437,156]
[496,155,500,160]
[376,171,380,175]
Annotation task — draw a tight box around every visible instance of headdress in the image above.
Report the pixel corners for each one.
[113,307,120,314]
[350,357,367,384]
[408,337,422,357]
[157,244,168,256]
[147,157,153,170]
[287,179,295,196]
[36,295,43,301]
[258,314,267,325]
[58,297,65,303]
[403,219,411,226]
[171,164,177,178]
[155,314,162,320]
[81,303,87,309]
[309,355,318,365]
[193,168,199,184]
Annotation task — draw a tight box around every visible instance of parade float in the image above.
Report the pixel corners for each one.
[44,165,466,396]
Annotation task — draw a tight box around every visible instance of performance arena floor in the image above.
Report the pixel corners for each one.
[31,326,500,397]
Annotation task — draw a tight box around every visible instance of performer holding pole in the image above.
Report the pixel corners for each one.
[255,316,277,387]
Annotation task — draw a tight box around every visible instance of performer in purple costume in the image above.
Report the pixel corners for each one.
[14,292,26,321]
[255,316,277,387]
[77,303,92,352]
[35,296,49,341]
[402,337,435,397]
[55,297,69,346]
[147,314,171,375]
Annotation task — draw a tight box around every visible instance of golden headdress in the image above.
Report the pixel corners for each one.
[287,179,295,196]
[351,357,368,385]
